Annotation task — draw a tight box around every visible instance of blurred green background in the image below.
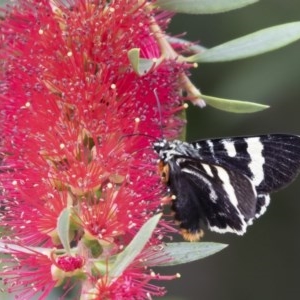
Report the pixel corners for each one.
[1,0,300,299]
[162,1,300,300]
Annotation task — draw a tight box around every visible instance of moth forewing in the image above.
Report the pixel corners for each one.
[153,134,300,241]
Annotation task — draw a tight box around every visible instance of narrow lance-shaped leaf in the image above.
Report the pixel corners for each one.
[109,214,162,279]
[167,36,207,55]
[187,22,300,62]
[57,207,72,254]
[154,242,228,267]
[128,48,155,76]
[199,94,269,113]
[0,242,50,256]
[155,0,258,14]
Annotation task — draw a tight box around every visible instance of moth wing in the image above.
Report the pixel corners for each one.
[168,156,258,236]
[193,134,300,193]
[192,134,300,218]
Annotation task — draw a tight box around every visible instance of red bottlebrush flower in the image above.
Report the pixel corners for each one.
[0,242,86,299]
[1,249,57,299]
[0,0,190,298]
[87,246,180,300]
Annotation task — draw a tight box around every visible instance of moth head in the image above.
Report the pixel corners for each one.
[153,139,180,162]
[158,160,170,183]
[153,139,170,159]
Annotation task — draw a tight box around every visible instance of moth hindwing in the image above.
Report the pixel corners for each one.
[153,134,300,241]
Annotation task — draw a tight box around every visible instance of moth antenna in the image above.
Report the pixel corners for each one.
[118,132,160,144]
[153,88,164,139]
[117,133,155,157]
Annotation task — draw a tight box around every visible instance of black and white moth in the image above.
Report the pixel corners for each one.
[153,134,300,241]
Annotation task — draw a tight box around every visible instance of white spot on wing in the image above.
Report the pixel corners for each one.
[222,140,236,157]
[208,224,246,235]
[195,143,201,149]
[181,168,217,202]
[246,137,265,186]
[215,166,238,207]
[255,194,270,218]
[206,140,214,152]
[202,163,214,177]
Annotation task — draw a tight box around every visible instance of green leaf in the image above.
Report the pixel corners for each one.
[128,48,155,76]
[200,94,269,113]
[109,214,161,279]
[156,242,228,267]
[187,22,300,62]
[155,0,258,14]
[167,36,207,55]
[0,242,50,255]
[57,207,72,254]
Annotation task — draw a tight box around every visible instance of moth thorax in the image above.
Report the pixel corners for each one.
[158,160,170,183]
